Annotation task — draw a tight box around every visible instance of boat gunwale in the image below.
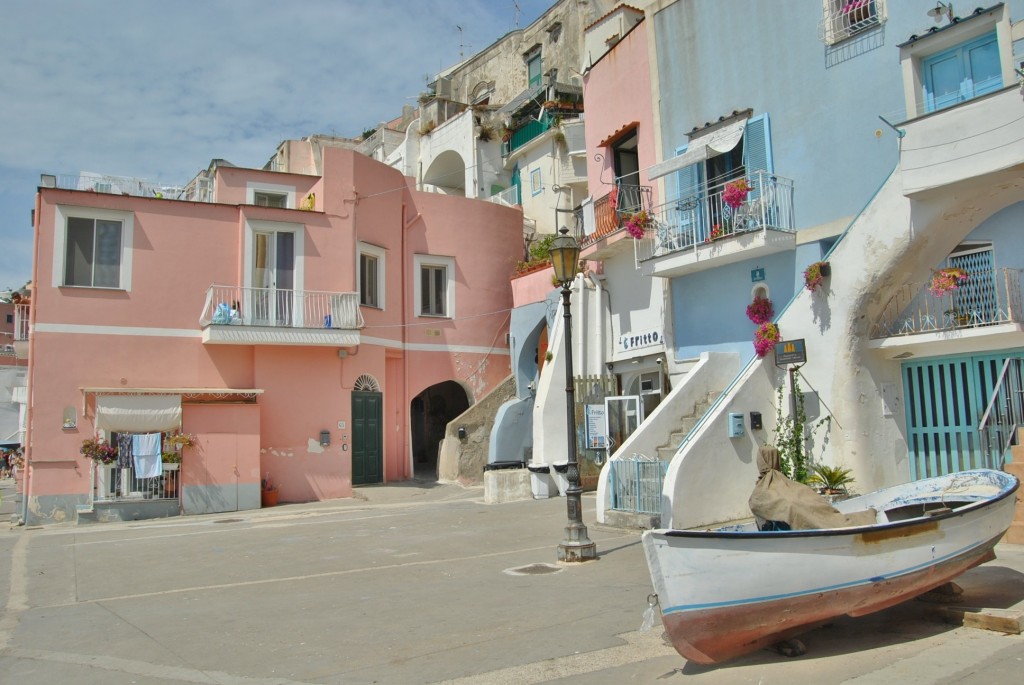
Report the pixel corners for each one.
[654,471,1019,541]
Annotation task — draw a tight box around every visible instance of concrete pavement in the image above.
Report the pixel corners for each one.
[0,476,1022,684]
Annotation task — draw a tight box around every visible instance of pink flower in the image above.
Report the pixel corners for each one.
[723,179,751,210]
[929,268,969,297]
[746,297,774,325]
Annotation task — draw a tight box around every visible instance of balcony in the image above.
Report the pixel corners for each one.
[869,268,1024,359]
[635,171,796,278]
[502,113,554,157]
[200,285,364,347]
[900,87,1024,196]
[577,184,652,260]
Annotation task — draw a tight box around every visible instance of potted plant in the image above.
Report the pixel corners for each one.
[929,267,969,297]
[746,296,774,325]
[808,464,855,500]
[624,210,653,239]
[803,261,831,292]
[723,178,751,210]
[81,437,118,465]
[261,474,279,507]
[754,322,781,358]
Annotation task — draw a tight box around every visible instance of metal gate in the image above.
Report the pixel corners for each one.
[903,350,1023,479]
[608,453,667,515]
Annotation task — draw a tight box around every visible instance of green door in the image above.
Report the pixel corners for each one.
[352,391,383,485]
[903,350,1023,479]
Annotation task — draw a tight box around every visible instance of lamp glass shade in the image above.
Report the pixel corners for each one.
[549,228,580,285]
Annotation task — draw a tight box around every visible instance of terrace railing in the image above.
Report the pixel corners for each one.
[200,285,364,330]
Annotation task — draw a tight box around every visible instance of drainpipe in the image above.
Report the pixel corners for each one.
[588,272,605,376]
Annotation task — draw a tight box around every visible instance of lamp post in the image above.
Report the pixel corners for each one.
[549,227,597,562]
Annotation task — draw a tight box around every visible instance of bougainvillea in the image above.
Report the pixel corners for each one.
[723,179,751,210]
[754,322,781,358]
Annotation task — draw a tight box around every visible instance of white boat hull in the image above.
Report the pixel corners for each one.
[642,469,1020,664]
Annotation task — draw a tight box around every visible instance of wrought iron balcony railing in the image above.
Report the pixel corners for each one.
[634,170,795,262]
[200,285,364,331]
[870,268,1024,339]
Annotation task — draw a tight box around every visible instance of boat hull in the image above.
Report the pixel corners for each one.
[642,469,1019,665]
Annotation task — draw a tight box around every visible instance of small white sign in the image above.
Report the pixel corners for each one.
[585,405,607,449]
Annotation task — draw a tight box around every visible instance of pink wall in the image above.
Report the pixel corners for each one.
[583,19,658,205]
[24,146,523,522]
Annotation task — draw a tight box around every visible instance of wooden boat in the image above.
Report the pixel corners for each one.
[641,469,1020,665]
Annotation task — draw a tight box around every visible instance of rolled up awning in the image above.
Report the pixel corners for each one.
[95,395,182,433]
[648,117,749,180]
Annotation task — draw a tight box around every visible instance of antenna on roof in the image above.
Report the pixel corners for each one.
[456,25,471,60]
[513,1,522,29]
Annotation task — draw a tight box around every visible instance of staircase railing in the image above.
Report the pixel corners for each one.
[978,356,1024,469]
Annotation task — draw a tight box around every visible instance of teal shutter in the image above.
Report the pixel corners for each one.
[743,114,772,175]
[673,144,704,242]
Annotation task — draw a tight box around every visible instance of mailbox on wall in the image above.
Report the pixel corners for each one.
[728,413,745,438]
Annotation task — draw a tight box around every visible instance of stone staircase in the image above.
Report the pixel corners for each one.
[1005,431,1024,545]
[656,391,720,462]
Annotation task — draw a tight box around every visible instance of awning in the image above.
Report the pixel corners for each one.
[95,395,182,433]
[648,117,749,180]
[497,85,546,115]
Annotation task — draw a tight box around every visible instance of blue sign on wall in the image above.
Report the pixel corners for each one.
[751,268,765,282]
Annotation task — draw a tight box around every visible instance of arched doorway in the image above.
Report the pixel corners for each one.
[411,381,470,479]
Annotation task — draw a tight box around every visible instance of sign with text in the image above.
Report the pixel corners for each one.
[774,339,807,365]
[617,329,661,353]
[585,405,607,449]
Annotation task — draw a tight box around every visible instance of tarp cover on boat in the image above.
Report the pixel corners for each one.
[749,447,877,530]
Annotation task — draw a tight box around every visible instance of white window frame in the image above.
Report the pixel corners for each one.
[820,0,884,46]
[246,181,296,209]
[52,205,134,291]
[358,242,386,310]
[899,4,1012,120]
[242,220,305,292]
[413,254,455,319]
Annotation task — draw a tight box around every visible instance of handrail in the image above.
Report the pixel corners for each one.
[978,356,1024,468]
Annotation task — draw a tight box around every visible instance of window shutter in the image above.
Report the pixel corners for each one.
[673,144,703,201]
[743,114,773,175]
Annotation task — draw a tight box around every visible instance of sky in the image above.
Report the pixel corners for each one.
[0,0,553,292]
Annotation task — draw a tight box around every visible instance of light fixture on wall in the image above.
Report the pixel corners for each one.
[927,2,954,24]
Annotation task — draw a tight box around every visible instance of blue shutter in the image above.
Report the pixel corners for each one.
[743,113,772,175]
[673,144,704,243]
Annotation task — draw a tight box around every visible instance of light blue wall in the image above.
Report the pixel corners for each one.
[968,201,1024,269]
[654,0,1024,229]
[654,0,1024,357]
[672,251,795,360]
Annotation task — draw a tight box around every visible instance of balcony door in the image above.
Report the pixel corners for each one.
[252,230,295,326]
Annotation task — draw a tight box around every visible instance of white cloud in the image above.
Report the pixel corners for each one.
[0,0,552,289]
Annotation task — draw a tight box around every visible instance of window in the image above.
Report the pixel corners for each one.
[253,191,288,208]
[414,255,455,318]
[64,216,123,288]
[358,243,385,309]
[525,47,542,88]
[611,127,641,212]
[922,32,1002,113]
[821,0,882,45]
[246,182,295,208]
[899,5,1009,119]
[5,314,12,324]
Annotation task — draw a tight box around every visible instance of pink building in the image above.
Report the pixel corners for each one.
[23,145,522,524]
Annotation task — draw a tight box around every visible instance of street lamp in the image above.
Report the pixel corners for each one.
[550,227,597,562]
